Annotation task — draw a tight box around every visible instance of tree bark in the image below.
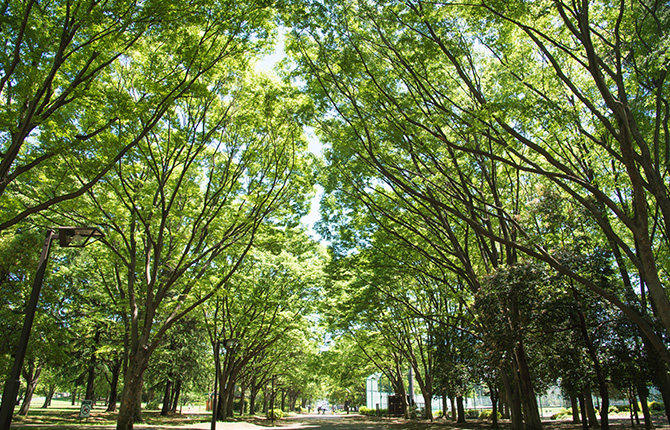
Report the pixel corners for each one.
[503,360,524,430]
[160,379,172,416]
[249,378,258,415]
[239,383,246,416]
[489,384,499,429]
[570,394,581,423]
[85,331,101,401]
[456,396,466,423]
[450,396,456,421]
[170,379,181,413]
[515,341,543,430]
[583,387,599,428]
[116,348,150,430]
[18,362,42,416]
[574,291,609,430]
[636,384,652,430]
[41,384,56,408]
[578,394,588,430]
[106,359,121,412]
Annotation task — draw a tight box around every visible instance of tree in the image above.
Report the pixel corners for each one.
[285,0,670,367]
[1,0,270,231]
[203,228,325,420]
[54,66,314,428]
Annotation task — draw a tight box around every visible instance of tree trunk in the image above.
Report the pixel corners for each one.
[71,388,77,405]
[249,378,258,415]
[170,379,181,413]
[583,387,599,428]
[490,384,499,429]
[160,379,172,416]
[422,390,434,420]
[450,396,456,421]
[570,395,581,423]
[116,348,150,430]
[18,362,42,416]
[106,359,121,412]
[85,332,101,401]
[442,390,448,418]
[630,387,639,425]
[636,384,652,430]
[578,394,588,430]
[515,341,542,430]
[574,294,609,430]
[239,383,246,416]
[41,384,56,408]
[456,396,466,423]
[226,382,235,417]
[649,349,670,425]
[502,361,524,430]
[393,363,409,419]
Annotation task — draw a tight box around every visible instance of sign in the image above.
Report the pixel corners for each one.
[80,400,93,418]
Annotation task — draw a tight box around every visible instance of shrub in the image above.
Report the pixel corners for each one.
[267,408,283,420]
[409,405,420,419]
[649,402,665,413]
[145,401,159,410]
[233,399,249,415]
[480,410,503,420]
[609,404,630,414]
[359,406,373,416]
[550,408,571,420]
[466,409,480,419]
[359,406,387,416]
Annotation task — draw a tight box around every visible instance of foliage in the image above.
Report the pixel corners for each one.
[266,408,284,420]
[480,410,503,420]
[649,402,665,413]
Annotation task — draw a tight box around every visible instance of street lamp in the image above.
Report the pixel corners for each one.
[0,227,104,429]
[211,339,238,430]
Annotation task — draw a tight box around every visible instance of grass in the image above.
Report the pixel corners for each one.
[9,397,212,428]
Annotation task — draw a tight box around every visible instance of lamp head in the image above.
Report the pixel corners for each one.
[58,227,104,248]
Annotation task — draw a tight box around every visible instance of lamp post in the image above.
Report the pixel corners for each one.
[211,339,238,430]
[0,227,104,429]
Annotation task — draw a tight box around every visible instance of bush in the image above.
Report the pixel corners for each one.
[359,406,387,416]
[359,406,373,416]
[609,404,630,414]
[480,410,503,420]
[649,402,665,413]
[267,408,283,420]
[408,405,420,419]
[233,399,249,414]
[145,401,159,410]
[550,408,571,420]
[466,409,480,419]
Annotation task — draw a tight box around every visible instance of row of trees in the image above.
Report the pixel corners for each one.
[1,227,327,418]
[285,0,669,429]
[1,1,330,429]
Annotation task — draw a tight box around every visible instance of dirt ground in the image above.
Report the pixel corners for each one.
[195,414,670,430]
[10,410,670,430]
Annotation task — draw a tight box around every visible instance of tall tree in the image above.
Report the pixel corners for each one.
[286,0,670,366]
[56,70,313,429]
[1,0,271,231]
